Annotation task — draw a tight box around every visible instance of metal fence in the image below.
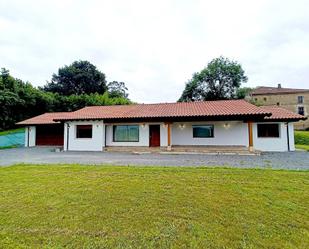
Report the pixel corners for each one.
[0,131,25,148]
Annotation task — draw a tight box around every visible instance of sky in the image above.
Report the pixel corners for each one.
[0,0,309,103]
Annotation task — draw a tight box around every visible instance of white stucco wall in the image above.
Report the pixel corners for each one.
[105,123,168,147]
[253,122,295,152]
[64,121,104,151]
[61,120,296,152]
[25,126,36,147]
[171,121,249,146]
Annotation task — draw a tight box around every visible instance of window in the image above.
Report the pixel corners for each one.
[193,125,214,138]
[263,97,267,101]
[298,106,305,116]
[257,124,279,138]
[277,102,280,106]
[113,125,139,142]
[298,96,304,104]
[76,125,92,138]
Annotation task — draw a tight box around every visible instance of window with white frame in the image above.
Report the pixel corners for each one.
[76,125,92,138]
[257,124,279,138]
[298,106,305,116]
[113,125,139,142]
[297,96,304,104]
[193,125,214,138]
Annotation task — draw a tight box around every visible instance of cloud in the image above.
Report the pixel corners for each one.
[0,0,308,102]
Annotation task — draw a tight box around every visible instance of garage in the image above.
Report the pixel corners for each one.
[36,124,64,146]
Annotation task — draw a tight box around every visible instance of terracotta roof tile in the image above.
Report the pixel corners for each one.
[261,106,307,121]
[54,100,271,121]
[16,112,71,125]
[251,86,309,95]
[17,100,307,125]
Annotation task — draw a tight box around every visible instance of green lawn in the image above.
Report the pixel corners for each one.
[0,145,18,150]
[0,127,24,136]
[295,131,309,151]
[0,165,308,248]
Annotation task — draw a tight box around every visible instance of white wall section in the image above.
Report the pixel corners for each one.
[253,122,294,152]
[64,121,104,151]
[171,121,249,146]
[25,126,36,147]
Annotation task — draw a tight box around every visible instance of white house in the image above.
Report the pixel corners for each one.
[17,100,306,152]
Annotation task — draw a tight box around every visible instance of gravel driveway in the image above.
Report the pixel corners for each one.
[0,147,308,170]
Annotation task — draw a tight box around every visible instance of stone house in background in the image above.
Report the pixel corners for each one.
[250,84,309,130]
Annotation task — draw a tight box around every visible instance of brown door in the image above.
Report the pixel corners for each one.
[149,125,160,147]
[36,124,64,146]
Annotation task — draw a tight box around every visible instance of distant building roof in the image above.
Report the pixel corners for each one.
[261,106,307,121]
[251,85,309,96]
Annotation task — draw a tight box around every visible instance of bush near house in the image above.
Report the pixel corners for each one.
[295,131,309,151]
[0,165,308,248]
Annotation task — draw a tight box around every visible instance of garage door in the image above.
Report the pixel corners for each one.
[36,124,64,146]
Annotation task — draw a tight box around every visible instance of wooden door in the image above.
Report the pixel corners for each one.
[149,125,160,147]
[36,124,64,146]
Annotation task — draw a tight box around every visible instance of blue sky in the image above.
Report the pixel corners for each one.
[0,0,308,103]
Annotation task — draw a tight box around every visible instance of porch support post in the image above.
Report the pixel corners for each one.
[248,121,253,151]
[166,122,172,151]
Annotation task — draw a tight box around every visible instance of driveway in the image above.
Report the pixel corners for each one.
[0,147,308,170]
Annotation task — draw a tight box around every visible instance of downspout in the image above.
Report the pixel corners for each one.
[27,126,30,147]
[66,123,70,151]
[286,122,290,152]
[104,124,107,147]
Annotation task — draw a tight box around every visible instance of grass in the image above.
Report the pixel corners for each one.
[0,127,24,136]
[295,131,309,151]
[0,165,308,248]
[295,144,309,151]
[0,145,19,150]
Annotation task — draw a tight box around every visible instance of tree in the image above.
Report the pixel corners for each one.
[236,87,254,99]
[178,57,248,102]
[42,60,107,95]
[107,81,129,99]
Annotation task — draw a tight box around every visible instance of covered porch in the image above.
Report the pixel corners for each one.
[104,120,256,154]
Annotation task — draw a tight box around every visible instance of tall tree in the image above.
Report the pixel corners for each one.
[178,57,248,102]
[42,60,107,95]
[107,81,129,99]
[236,87,254,99]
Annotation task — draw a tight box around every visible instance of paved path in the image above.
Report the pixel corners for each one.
[0,147,308,170]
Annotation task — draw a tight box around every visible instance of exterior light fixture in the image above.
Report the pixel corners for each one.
[179,124,186,129]
[223,123,230,128]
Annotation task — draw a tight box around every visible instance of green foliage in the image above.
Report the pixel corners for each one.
[0,67,132,131]
[179,57,248,102]
[108,81,129,99]
[42,60,107,95]
[236,87,254,99]
[0,165,308,248]
[294,131,309,145]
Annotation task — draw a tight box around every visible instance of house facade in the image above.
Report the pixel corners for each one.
[250,84,309,130]
[18,100,306,152]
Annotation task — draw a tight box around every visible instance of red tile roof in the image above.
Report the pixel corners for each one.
[17,100,307,125]
[261,106,307,121]
[16,112,71,125]
[251,86,309,95]
[53,100,271,121]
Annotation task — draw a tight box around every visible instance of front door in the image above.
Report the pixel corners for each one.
[149,125,160,147]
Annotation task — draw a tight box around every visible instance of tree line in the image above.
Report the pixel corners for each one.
[0,61,131,131]
[1,57,254,131]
